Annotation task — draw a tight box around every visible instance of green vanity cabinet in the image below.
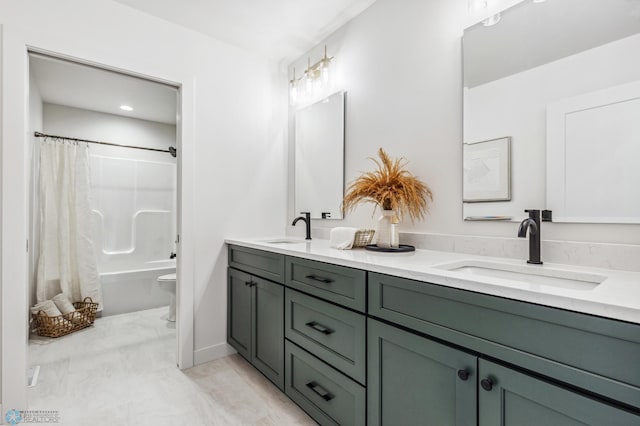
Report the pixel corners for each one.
[227,244,640,425]
[285,340,366,426]
[369,318,640,426]
[229,244,285,284]
[478,359,640,426]
[227,268,253,360]
[285,256,367,312]
[227,263,285,390]
[368,319,477,426]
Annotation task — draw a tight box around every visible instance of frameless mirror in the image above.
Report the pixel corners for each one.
[463,0,640,223]
[294,91,345,219]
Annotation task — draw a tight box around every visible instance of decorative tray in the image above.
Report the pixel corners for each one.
[365,244,415,253]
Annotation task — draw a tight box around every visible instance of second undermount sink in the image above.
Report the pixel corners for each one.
[262,238,307,244]
[435,260,607,291]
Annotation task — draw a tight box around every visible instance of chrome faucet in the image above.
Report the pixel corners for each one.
[518,209,542,264]
[292,212,312,240]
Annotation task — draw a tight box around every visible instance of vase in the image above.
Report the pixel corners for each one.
[376,210,399,248]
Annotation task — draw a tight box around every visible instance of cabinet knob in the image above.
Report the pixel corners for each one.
[480,378,494,391]
[457,369,470,381]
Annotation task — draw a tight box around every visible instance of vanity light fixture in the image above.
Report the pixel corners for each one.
[289,45,334,106]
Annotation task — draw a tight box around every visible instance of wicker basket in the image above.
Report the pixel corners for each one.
[353,229,375,248]
[32,297,99,338]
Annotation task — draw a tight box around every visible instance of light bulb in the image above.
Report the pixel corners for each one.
[321,63,330,85]
[290,84,298,105]
[306,75,313,94]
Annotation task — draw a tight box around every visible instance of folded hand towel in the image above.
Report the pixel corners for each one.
[330,227,359,250]
[52,293,76,314]
[30,300,63,317]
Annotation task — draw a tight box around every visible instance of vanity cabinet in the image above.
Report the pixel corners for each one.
[227,265,285,390]
[369,318,640,426]
[479,359,640,426]
[368,319,477,425]
[285,256,367,312]
[284,258,367,425]
[285,288,366,384]
[368,272,640,425]
[227,243,640,425]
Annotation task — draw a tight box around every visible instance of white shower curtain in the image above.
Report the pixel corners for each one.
[36,139,103,310]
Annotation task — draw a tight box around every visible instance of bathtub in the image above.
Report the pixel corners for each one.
[99,259,176,317]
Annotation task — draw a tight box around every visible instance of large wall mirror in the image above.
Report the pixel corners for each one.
[463,0,640,223]
[294,91,345,219]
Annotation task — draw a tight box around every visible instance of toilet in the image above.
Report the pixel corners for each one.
[157,273,176,322]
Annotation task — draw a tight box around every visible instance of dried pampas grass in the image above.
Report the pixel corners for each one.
[343,148,433,222]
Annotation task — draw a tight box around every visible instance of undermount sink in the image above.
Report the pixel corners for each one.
[262,238,307,244]
[435,260,607,291]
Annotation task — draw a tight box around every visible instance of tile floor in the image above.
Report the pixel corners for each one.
[28,307,315,426]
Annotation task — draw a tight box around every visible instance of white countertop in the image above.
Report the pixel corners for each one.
[225,237,640,325]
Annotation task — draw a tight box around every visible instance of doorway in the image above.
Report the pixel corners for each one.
[26,51,183,414]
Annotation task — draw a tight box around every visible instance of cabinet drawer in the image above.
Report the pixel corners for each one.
[285,257,366,312]
[369,272,640,408]
[285,289,366,384]
[285,341,365,426]
[228,245,284,283]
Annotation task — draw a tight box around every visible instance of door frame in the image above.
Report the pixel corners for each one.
[1,41,196,410]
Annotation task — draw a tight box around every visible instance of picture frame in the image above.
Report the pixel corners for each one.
[463,136,511,202]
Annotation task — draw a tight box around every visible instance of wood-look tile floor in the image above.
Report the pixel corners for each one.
[28,307,315,426]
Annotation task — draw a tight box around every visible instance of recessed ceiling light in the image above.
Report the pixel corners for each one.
[120,105,133,111]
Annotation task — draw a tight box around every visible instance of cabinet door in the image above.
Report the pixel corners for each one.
[227,268,253,360]
[252,276,285,391]
[479,359,640,426]
[368,319,477,426]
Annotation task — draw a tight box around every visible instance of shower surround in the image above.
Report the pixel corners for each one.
[90,153,177,316]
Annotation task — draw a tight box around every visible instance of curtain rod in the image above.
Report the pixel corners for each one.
[34,131,177,157]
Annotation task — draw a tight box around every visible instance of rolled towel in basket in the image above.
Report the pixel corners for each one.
[30,300,63,317]
[330,227,359,250]
[52,293,76,314]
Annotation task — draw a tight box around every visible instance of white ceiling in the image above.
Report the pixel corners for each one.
[464,0,640,87]
[112,0,377,63]
[30,55,178,124]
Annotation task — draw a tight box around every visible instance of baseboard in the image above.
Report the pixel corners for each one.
[193,342,237,365]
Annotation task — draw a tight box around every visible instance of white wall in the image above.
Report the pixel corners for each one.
[43,103,176,150]
[1,0,287,409]
[287,0,640,246]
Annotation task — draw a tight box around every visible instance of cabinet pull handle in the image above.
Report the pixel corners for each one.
[481,378,494,391]
[305,321,334,335]
[245,280,256,287]
[457,369,470,381]
[305,274,334,284]
[306,381,334,401]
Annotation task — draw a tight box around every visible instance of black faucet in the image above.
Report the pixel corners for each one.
[292,212,312,240]
[517,209,543,265]
[170,252,177,259]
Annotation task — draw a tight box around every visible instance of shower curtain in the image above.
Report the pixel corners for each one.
[36,139,103,310]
